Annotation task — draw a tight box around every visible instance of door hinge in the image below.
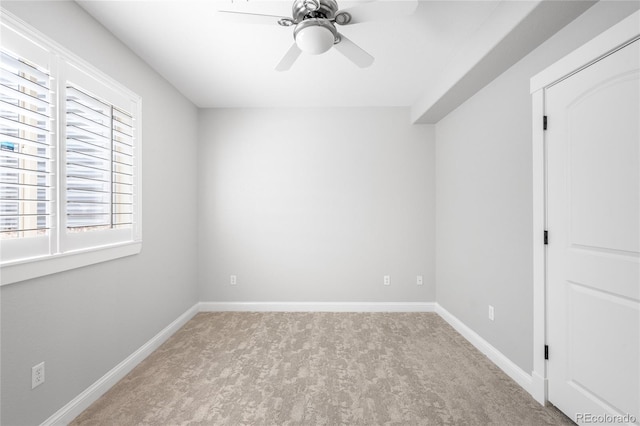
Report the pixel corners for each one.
[544,345,549,360]
[543,115,548,130]
[544,230,548,245]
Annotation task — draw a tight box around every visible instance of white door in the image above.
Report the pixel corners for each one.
[546,39,640,424]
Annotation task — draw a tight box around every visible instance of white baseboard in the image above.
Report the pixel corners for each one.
[41,303,200,426]
[434,303,539,401]
[198,301,436,312]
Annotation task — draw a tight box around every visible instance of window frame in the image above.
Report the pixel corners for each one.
[0,10,142,286]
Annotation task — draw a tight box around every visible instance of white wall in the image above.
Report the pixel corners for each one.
[435,0,640,373]
[0,2,199,425]
[198,108,435,303]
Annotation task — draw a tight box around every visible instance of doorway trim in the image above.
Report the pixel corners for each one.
[529,9,640,405]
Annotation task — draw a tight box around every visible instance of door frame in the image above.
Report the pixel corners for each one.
[529,9,640,405]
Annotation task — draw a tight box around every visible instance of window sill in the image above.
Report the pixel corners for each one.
[0,241,142,286]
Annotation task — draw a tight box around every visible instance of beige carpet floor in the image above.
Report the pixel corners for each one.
[71,312,574,425]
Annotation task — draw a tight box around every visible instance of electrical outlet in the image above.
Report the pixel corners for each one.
[417,275,423,286]
[383,275,390,286]
[488,305,495,321]
[230,275,237,286]
[32,362,45,389]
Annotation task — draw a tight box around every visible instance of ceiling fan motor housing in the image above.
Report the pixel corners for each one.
[292,0,338,21]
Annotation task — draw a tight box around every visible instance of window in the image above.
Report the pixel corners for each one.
[0,12,141,285]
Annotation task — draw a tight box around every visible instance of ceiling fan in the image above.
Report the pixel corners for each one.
[218,0,417,71]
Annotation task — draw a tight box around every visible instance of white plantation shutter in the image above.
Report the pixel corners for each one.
[0,49,52,241]
[66,86,112,231]
[65,86,135,233]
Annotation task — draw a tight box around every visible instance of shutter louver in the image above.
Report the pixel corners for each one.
[0,50,52,240]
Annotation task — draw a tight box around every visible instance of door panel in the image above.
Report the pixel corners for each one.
[546,39,639,423]
[568,73,639,253]
[568,282,639,416]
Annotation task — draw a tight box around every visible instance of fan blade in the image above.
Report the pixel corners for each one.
[334,34,374,68]
[337,0,418,25]
[218,10,288,25]
[275,43,302,72]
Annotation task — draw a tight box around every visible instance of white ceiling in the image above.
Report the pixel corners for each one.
[77,0,595,122]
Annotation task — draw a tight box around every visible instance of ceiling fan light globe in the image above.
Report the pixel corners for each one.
[295,25,335,54]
